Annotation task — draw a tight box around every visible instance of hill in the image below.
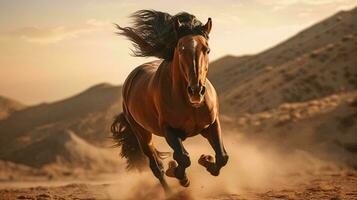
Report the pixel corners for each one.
[0,96,25,120]
[208,7,357,167]
[0,83,122,172]
[2,130,121,172]
[209,7,357,116]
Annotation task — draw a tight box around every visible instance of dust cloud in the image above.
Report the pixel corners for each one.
[104,130,334,200]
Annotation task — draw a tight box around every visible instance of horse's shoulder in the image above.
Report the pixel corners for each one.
[202,79,219,118]
[205,79,218,100]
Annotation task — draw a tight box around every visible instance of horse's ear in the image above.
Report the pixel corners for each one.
[173,18,182,33]
[203,18,212,35]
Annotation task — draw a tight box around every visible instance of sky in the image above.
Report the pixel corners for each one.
[0,0,356,105]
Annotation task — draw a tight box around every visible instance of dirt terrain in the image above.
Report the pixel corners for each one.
[1,147,356,200]
[1,172,356,200]
[1,131,356,200]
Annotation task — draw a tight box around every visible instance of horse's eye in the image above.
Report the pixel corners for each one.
[207,48,210,54]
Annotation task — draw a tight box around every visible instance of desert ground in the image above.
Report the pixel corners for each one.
[0,134,356,200]
[1,168,357,200]
[0,6,356,200]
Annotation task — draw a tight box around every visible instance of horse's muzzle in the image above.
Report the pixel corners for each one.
[187,85,205,106]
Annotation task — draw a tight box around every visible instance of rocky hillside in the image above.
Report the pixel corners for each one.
[223,91,357,165]
[2,130,120,168]
[207,7,357,167]
[0,83,122,172]
[209,7,357,116]
[0,96,25,120]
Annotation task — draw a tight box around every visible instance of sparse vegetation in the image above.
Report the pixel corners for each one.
[262,78,270,84]
[338,113,357,132]
[342,34,353,42]
[326,44,335,51]
[310,51,319,58]
[350,97,357,108]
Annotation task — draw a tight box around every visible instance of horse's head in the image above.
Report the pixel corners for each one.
[174,18,212,107]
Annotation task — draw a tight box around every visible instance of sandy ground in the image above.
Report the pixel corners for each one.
[1,130,356,200]
[0,169,356,200]
[1,134,356,200]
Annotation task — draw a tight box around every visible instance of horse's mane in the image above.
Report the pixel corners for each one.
[115,10,209,60]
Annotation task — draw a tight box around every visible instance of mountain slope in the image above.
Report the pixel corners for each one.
[0,96,25,120]
[209,7,357,116]
[0,83,123,169]
[223,92,357,165]
[1,130,122,172]
[207,7,357,168]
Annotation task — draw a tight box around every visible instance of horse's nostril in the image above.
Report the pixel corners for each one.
[188,86,194,96]
[199,86,206,96]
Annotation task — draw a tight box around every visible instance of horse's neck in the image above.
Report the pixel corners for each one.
[157,57,187,104]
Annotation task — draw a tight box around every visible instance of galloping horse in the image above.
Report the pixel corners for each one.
[111,10,228,193]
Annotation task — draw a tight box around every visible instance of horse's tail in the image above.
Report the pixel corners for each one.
[111,113,147,171]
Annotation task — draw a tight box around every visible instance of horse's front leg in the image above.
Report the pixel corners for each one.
[199,118,229,176]
[164,127,191,187]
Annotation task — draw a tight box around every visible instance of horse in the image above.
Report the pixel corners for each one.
[111,10,229,194]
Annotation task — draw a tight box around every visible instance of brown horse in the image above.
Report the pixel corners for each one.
[111,10,228,193]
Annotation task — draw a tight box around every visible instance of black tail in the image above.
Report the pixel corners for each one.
[111,113,147,171]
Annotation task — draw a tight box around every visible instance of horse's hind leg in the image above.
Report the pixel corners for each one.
[135,130,171,193]
[164,127,191,187]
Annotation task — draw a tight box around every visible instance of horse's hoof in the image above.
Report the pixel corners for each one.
[199,154,220,176]
[179,176,190,187]
[209,169,220,176]
[198,154,214,167]
[165,160,178,178]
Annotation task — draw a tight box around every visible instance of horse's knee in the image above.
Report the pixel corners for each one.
[173,152,191,168]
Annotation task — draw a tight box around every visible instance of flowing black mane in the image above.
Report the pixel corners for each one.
[115,10,209,60]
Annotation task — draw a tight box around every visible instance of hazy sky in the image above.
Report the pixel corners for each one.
[0,0,356,104]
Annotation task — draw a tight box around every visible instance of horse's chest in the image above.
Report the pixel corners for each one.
[167,107,214,136]
[181,117,210,136]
